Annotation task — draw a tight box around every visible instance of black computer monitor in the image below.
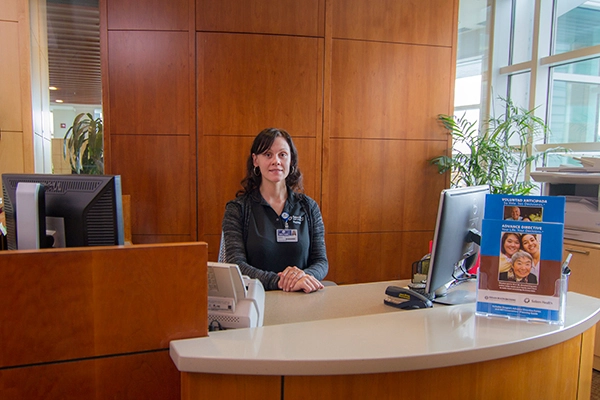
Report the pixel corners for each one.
[2,174,124,250]
[425,185,489,305]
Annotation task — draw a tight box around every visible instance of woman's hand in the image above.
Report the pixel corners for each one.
[278,266,324,293]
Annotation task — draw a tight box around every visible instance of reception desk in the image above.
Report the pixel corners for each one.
[170,280,600,400]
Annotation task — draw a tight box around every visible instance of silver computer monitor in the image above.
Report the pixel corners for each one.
[425,185,490,305]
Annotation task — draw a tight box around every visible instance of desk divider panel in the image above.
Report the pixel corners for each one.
[0,242,208,399]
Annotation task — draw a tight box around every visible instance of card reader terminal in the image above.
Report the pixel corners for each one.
[384,286,433,310]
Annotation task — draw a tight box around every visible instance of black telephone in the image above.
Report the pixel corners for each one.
[384,286,433,310]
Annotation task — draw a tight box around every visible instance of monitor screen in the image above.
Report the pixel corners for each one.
[425,185,489,304]
[2,174,124,250]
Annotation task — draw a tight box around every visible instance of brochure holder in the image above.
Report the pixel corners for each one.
[475,194,567,325]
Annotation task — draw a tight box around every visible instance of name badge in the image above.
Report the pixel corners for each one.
[277,229,298,243]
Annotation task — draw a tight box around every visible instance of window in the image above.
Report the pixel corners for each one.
[454,0,489,129]
[46,0,102,174]
[549,58,600,145]
[456,0,600,181]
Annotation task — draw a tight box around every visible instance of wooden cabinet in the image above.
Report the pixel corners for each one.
[564,239,600,370]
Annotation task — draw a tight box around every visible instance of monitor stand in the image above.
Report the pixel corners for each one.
[432,279,477,305]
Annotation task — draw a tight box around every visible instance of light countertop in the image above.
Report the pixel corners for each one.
[263,279,408,325]
[170,281,600,376]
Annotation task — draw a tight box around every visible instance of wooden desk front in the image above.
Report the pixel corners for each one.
[171,281,600,400]
[0,242,208,400]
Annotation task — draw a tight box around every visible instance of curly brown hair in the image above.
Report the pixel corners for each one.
[237,128,303,196]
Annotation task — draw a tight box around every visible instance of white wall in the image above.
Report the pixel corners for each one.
[51,105,102,139]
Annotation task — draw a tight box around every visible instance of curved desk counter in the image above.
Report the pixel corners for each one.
[170,280,600,400]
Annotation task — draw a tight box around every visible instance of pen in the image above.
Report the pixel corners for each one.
[562,253,572,275]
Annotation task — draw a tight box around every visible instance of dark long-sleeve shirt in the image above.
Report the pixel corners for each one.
[220,190,328,290]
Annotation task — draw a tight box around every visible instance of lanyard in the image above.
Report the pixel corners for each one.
[281,212,290,228]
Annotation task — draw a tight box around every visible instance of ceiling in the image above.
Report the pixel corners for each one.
[47,0,101,106]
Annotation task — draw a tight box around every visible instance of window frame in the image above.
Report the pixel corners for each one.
[487,0,600,170]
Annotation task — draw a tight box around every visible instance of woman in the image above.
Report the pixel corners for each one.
[499,232,521,273]
[499,250,538,284]
[220,128,328,293]
[521,233,541,278]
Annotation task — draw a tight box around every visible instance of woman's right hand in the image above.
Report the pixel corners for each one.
[278,266,324,293]
[291,274,324,293]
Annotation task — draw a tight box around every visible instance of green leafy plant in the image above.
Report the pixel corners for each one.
[63,113,104,174]
[429,98,565,195]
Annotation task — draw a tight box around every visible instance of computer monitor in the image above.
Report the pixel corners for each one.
[2,174,124,249]
[425,185,489,305]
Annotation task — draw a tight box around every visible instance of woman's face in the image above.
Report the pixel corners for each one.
[252,136,291,185]
[512,256,532,279]
[503,234,520,257]
[521,234,539,257]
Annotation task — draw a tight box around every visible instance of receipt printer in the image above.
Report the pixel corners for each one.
[207,262,265,329]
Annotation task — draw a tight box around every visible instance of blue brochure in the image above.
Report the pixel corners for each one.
[476,217,565,324]
[484,194,566,223]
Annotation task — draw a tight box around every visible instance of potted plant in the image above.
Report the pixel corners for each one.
[63,112,104,174]
[429,98,565,195]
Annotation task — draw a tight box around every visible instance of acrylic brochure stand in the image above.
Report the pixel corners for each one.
[475,194,567,325]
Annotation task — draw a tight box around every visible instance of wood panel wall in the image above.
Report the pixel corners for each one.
[102,0,197,245]
[0,242,208,399]
[0,0,34,184]
[102,0,456,284]
[324,0,456,283]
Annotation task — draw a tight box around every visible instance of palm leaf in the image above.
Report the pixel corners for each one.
[63,113,104,174]
[429,98,568,195]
